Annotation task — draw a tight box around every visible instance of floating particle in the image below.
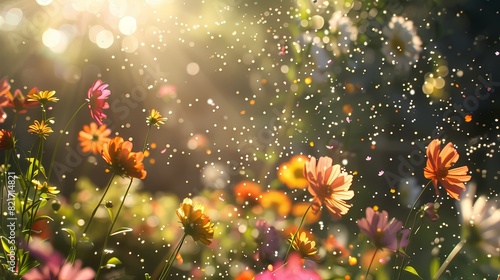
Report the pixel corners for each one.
[348,256,357,266]
[496,51,499,56]
[346,117,351,123]
[161,148,167,154]
[373,205,379,211]
[378,170,384,176]
[365,156,371,161]
[326,145,334,149]
[465,115,472,122]
[305,77,312,85]
[309,141,314,147]
[390,188,396,194]
[278,45,286,56]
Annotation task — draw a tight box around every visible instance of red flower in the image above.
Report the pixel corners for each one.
[101,137,147,179]
[0,77,11,123]
[87,80,110,125]
[424,139,471,200]
[5,87,39,113]
[0,129,14,151]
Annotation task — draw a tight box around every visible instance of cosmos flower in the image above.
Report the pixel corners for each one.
[28,120,53,139]
[289,231,319,261]
[303,156,354,220]
[146,109,166,127]
[422,202,439,222]
[460,184,500,256]
[78,122,111,154]
[260,190,292,217]
[0,129,14,151]
[277,155,308,189]
[87,79,110,125]
[27,90,59,104]
[32,180,60,195]
[176,198,215,245]
[255,253,321,280]
[357,207,410,251]
[382,16,422,71]
[424,139,471,200]
[101,136,147,179]
[5,87,39,113]
[328,11,358,54]
[0,77,11,123]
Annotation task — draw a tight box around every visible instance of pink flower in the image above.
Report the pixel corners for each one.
[87,79,110,125]
[0,77,11,123]
[255,253,321,280]
[357,207,410,251]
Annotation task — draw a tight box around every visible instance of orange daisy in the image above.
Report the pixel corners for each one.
[78,122,111,154]
[101,137,147,179]
[233,180,262,205]
[176,198,215,245]
[277,155,309,189]
[260,190,292,217]
[424,139,471,200]
[303,156,354,220]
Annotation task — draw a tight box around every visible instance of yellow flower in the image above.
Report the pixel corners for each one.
[260,190,291,217]
[289,231,319,261]
[27,90,59,104]
[176,198,214,245]
[28,120,53,138]
[278,155,309,189]
[146,109,166,127]
[32,180,60,195]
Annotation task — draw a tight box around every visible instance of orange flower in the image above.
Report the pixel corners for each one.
[278,155,309,189]
[176,198,214,245]
[0,129,14,151]
[101,137,147,179]
[424,139,471,200]
[234,180,262,205]
[78,122,111,154]
[5,88,39,113]
[260,190,292,217]
[304,156,354,220]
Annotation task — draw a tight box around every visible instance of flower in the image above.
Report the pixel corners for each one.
[78,122,111,154]
[289,231,319,261]
[234,180,262,205]
[255,253,321,280]
[28,120,53,138]
[176,198,215,245]
[328,11,358,54]
[101,136,147,179]
[424,139,471,200]
[27,90,59,104]
[87,79,110,125]
[255,220,280,264]
[0,77,11,123]
[260,190,292,217]
[382,16,422,71]
[323,234,349,257]
[460,184,500,256]
[146,109,166,127]
[277,155,308,189]
[0,129,15,151]
[303,156,354,220]
[6,87,39,113]
[32,180,60,195]
[422,202,439,222]
[357,207,410,251]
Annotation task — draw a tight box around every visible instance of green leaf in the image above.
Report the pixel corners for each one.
[1,236,14,254]
[18,250,40,276]
[144,273,151,280]
[62,228,77,264]
[34,215,54,223]
[430,257,440,277]
[110,227,133,236]
[26,158,46,180]
[404,266,423,279]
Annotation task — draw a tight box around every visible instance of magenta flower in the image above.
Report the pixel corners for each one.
[87,79,110,125]
[356,207,410,251]
[255,253,321,280]
[0,77,11,123]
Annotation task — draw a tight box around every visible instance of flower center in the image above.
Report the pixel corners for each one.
[436,166,448,180]
[390,35,406,54]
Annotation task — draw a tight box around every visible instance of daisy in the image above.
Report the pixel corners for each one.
[101,136,147,179]
[382,16,422,71]
[328,11,358,54]
[146,109,166,127]
[277,155,308,189]
[176,198,215,245]
[87,79,110,125]
[28,120,53,139]
[289,231,320,261]
[27,90,59,104]
[78,122,111,154]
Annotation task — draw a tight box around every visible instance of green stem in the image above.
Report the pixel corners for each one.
[284,203,312,262]
[95,178,134,279]
[47,102,86,181]
[143,126,152,152]
[83,175,115,235]
[432,240,466,280]
[366,248,379,278]
[158,233,188,280]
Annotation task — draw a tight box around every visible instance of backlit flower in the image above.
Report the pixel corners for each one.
[0,129,14,151]
[255,220,280,264]
[422,202,439,222]
[278,155,308,189]
[87,79,110,125]
[329,11,358,54]
[6,87,39,113]
[304,156,354,220]
[255,253,321,280]
[460,184,500,256]
[146,109,166,127]
[28,120,53,139]
[382,16,422,71]
[289,231,319,261]
[260,190,291,217]
[176,198,215,245]
[424,139,471,200]
[78,122,111,154]
[0,77,11,122]
[234,180,262,205]
[32,180,60,195]
[27,90,59,104]
[357,207,410,251]
[101,136,147,179]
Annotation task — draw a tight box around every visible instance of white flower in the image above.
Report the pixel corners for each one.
[329,11,358,54]
[382,16,422,71]
[460,183,500,256]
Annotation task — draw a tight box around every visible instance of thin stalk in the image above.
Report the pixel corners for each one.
[83,175,115,235]
[95,178,134,279]
[284,203,312,262]
[158,233,188,280]
[366,248,379,278]
[47,102,86,181]
[432,240,466,280]
[143,126,152,152]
